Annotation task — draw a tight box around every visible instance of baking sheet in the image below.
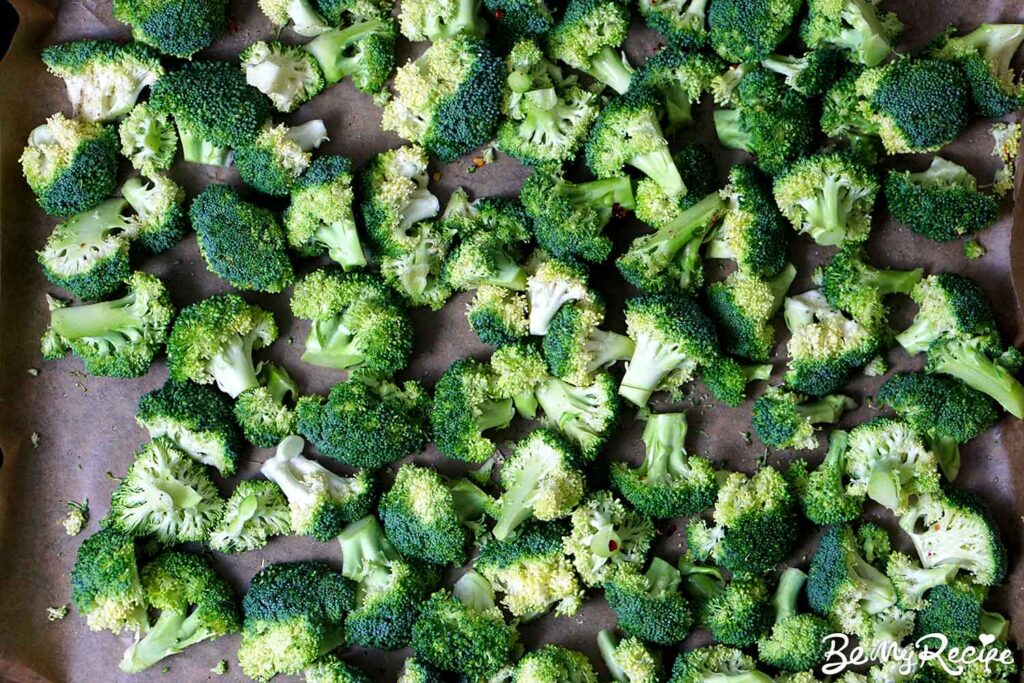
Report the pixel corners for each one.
[0,0,1022,681]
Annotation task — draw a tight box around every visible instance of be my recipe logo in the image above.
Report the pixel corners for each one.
[821,632,1016,677]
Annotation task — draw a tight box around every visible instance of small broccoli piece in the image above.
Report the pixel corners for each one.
[237,561,356,682]
[857,522,891,568]
[289,269,413,375]
[71,528,147,634]
[397,658,444,683]
[708,0,801,63]
[296,377,430,468]
[258,0,331,35]
[898,490,1007,587]
[752,387,855,451]
[37,198,133,301]
[761,47,845,97]
[636,0,709,49]
[304,18,397,93]
[878,373,998,481]
[149,60,272,165]
[399,0,486,40]
[885,551,957,611]
[20,113,119,216]
[382,37,504,162]
[634,144,719,228]
[379,219,455,310]
[137,380,242,476]
[521,169,634,264]
[233,362,299,448]
[411,571,518,680]
[42,40,163,122]
[286,155,367,271]
[381,464,491,566]
[467,286,530,346]
[431,358,514,463]
[483,0,558,46]
[991,121,1021,197]
[121,175,188,253]
[597,631,660,683]
[707,266,796,364]
[677,560,725,620]
[930,335,1024,416]
[526,253,596,335]
[118,103,177,174]
[914,578,1008,648]
[109,438,224,543]
[631,46,724,135]
[305,653,372,683]
[548,0,633,94]
[701,575,773,647]
[819,66,883,157]
[885,157,999,242]
[699,351,772,409]
[757,568,830,672]
[669,645,773,683]
[586,89,685,196]
[489,340,548,419]
[42,272,174,378]
[611,411,718,518]
[532,370,620,459]
[119,550,240,673]
[707,165,789,278]
[564,491,654,586]
[260,436,376,541]
[444,230,529,293]
[543,304,634,387]
[821,246,923,332]
[113,0,227,58]
[210,480,292,553]
[604,557,691,645]
[801,0,902,67]
[896,273,996,355]
[513,644,597,682]
[235,120,329,197]
[166,293,278,398]
[787,430,865,525]
[844,417,941,515]
[493,429,586,540]
[930,23,1024,118]
[359,144,440,257]
[241,41,325,113]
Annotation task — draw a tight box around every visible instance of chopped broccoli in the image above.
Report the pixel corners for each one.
[669,645,773,683]
[548,0,633,94]
[397,658,444,683]
[257,0,331,35]
[286,155,366,270]
[20,113,119,216]
[844,417,941,515]
[991,121,1021,197]
[109,437,224,543]
[929,339,1024,420]
[636,0,709,49]
[467,285,530,346]
[304,18,397,93]
[885,550,956,611]
[895,273,996,355]
[543,304,634,387]
[564,490,654,586]
[597,630,661,683]
[209,480,292,553]
[707,0,802,63]
[752,386,855,451]
[42,271,174,378]
[235,120,329,197]
[757,568,831,672]
[112,0,228,58]
[121,174,188,253]
[233,362,299,448]
[241,40,326,113]
[604,557,691,645]
[529,368,620,459]
[702,575,773,647]
[359,144,441,257]
[526,253,596,335]
[930,23,1024,118]
[71,528,147,634]
[707,265,796,364]
[119,103,177,174]
[819,66,883,159]
[821,246,923,332]
[698,349,772,409]
[431,358,514,463]
[305,653,372,683]
[634,144,719,228]
[914,578,1008,648]
[630,46,724,135]
[787,430,865,525]
[513,644,597,682]
[707,165,790,278]
[399,0,486,40]
[801,0,902,67]
[314,0,391,23]
[857,522,891,568]
[761,47,845,96]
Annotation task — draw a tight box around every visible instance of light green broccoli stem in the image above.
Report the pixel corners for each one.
[713,108,751,151]
[646,556,681,593]
[596,630,627,683]
[450,479,490,522]
[177,122,230,166]
[800,174,858,245]
[305,20,387,84]
[338,515,395,578]
[566,176,636,211]
[629,141,684,197]
[772,567,807,624]
[678,561,724,603]
[798,395,854,425]
[219,491,261,539]
[585,46,634,95]
[619,331,689,407]
[895,316,940,356]
[761,54,805,83]
[302,316,362,369]
[926,433,960,482]
[452,570,496,611]
[833,0,896,67]
[868,267,924,297]
[49,295,140,341]
[642,412,689,479]
[979,609,1009,641]
[119,609,211,673]
[929,338,1024,419]
[209,333,261,398]
[477,397,516,432]
[492,460,545,541]
[587,329,636,373]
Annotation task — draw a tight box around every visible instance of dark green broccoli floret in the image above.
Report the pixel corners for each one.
[289,268,413,375]
[304,18,397,93]
[885,550,957,611]
[548,0,633,94]
[513,644,597,682]
[821,245,923,333]
[708,0,801,63]
[630,46,724,134]
[234,120,329,197]
[359,144,440,257]
[895,273,997,355]
[706,265,796,364]
[20,113,119,216]
[707,165,789,278]
[109,438,224,543]
[411,571,518,680]
[611,411,718,519]
[399,0,487,40]
[703,575,773,647]
[382,37,505,162]
[240,41,325,114]
[41,272,174,378]
[119,550,240,673]
[669,646,773,683]
[260,436,376,541]
[136,380,242,476]
[801,0,902,67]
[237,561,356,682]
[699,355,772,409]
[442,194,531,296]
[634,144,719,228]
[431,358,515,463]
[543,303,634,387]
[761,47,845,96]
[121,175,188,253]
[914,579,1008,648]
[296,377,431,468]
[786,430,865,525]
[149,60,272,165]
[119,103,177,175]
[604,557,692,646]
[209,480,292,554]
[564,490,655,586]
[305,653,372,683]
[466,285,530,346]
[166,293,278,398]
[819,66,883,160]
[930,23,1024,118]
[884,157,999,242]
[484,0,558,46]
[752,387,855,451]
[37,198,133,301]
[234,362,299,448]
[844,417,941,515]
[597,630,661,683]
[113,0,228,58]
[71,528,147,634]
[636,0,709,48]
[757,568,830,672]
[286,155,366,271]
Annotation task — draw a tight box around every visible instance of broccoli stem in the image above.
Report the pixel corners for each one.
[492,457,545,540]
[619,331,691,407]
[284,0,330,36]
[850,549,897,614]
[761,54,804,83]
[629,142,685,197]
[584,46,634,95]
[208,332,261,398]
[865,267,924,297]
[895,317,940,356]
[713,108,752,151]
[980,609,1009,641]
[50,296,140,341]
[338,515,393,579]
[491,252,528,291]
[301,317,363,370]
[641,412,688,481]
[596,630,628,683]
[961,25,1024,79]
[176,123,230,166]
[834,0,894,68]
[742,363,773,382]
[772,567,807,624]
[678,561,725,604]
[796,395,855,425]
[798,174,853,246]
[585,329,635,374]
[286,120,329,151]
[262,363,298,405]
[565,176,637,212]
[119,609,189,672]
[449,479,490,522]
[528,282,581,335]
[662,89,695,132]
[928,338,1024,418]
[476,398,515,432]
[646,557,681,593]
[220,491,260,539]
[305,20,387,84]
[452,570,496,611]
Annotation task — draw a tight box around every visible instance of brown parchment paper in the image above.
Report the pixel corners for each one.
[0,1,1023,681]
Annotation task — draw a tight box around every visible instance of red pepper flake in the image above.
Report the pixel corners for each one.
[431,172,442,182]
[494,9,505,19]
[472,157,485,168]
[608,539,619,552]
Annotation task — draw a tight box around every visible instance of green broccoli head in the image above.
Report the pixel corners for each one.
[257,0,330,36]
[513,644,597,682]
[914,578,1008,648]
[71,528,148,634]
[885,550,957,612]
[604,557,692,646]
[233,362,299,448]
[445,231,529,293]
[304,18,397,93]
[241,40,325,114]
[787,431,865,525]
[634,144,719,228]
[895,273,996,355]
[399,0,486,40]
[709,164,789,277]
[548,0,633,94]
[703,575,773,647]
[483,0,558,46]
[118,103,177,175]
[234,120,329,197]
[359,144,440,257]
[633,47,724,135]
[708,0,801,63]
[821,245,923,332]
[819,66,883,160]
[597,630,661,683]
[531,371,620,460]
[930,23,1024,118]
[526,252,597,335]
[466,285,530,346]
[431,357,514,463]
[20,113,119,216]
[757,568,831,672]
[670,645,773,683]
[752,386,855,451]
[121,174,189,253]
[801,0,903,67]
[209,479,292,554]
[397,657,445,683]
[706,265,796,363]
[286,155,366,270]
[543,303,634,387]
[113,0,228,58]
[843,417,941,515]
[564,490,655,586]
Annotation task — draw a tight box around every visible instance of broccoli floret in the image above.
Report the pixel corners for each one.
[819,66,883,155]
[526,253,596,335]
[878,372,998,481]
[669,645,773,683]
[42,272,174,378]
[701,575,773,647]
[359,144,440,255]
[699,351,772,408]
[113,0,227,58]
[543,304,634,387]
[304,18,397,93]
[597,631,660,683]
[235,120,328,197]
[483,0,558,46]
[305,653,372,683]
[898,489,1007,587]
[885,157,999,242]
[286,155,367,270]
[513,645,597,682]
[857,522,891,568]
[166,293,278,398]
[707,0,801,63]
[209,480,292,553]
[119,550,240,673]
[289,269,413,375]
[337,516,438,649]
[604,557,691,646]
[707,265,796,364]
[930,23,1024,118]
[752,386,855,451]
[241,41,325,114]
[121,174,188,253]
[707,165,789,278]
[109,438,224,543]
[258,0,331,35]
[475,520,582,619]
[611,411,718,519]
[772,152,878,247]
[399,0,486,40]
[634,144,719,228]
[564,491,654,586]
[489,340,548,419]
[296,377,431,467]
[445,232,529,293]
[234,362,299,448]
[467,285,530,346]
[757,568,830,672]
[71,528,147,634]
[844,417,941,515]
[914,579,1008,648]
[925,339,1024,423]
[548,0,633,94]
[586,89,685,196]
[237,561,356,682]
[761,47,845,96]
[885,550,957,611]
[787,430,865,525]
[380,220,455,310]
[636,0,709,49]
[136,380,242,476]
[895,273,996,355]
[821,246,923,332]
[630,46,724,135]
[260,436,376,541]
[37,198,133,300]
[118,103,177,174]
[382,37,505,162]
[20,113,119,216]
[397,658,444,683]
[431,358,514,463]
[493,429,586,540]
[411,571,518,680]
[801,0,902,67]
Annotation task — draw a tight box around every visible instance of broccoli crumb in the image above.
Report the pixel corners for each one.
[31,432,40,448]
[161,666,170,674]
[964,238,986,260]
[27,368,39,376]
[47,605,68,621]
[741,431,752,445]
[991,122,1021,197]
[62,499,89,536]
[210,660,228,675]
[864,355,888,377]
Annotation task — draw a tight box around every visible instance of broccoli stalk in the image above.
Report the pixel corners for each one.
[177,121,231,166]
[928,337,1024,419]
[304,18,396,91]
[121,604,218,672]
[931,24,1024,118]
